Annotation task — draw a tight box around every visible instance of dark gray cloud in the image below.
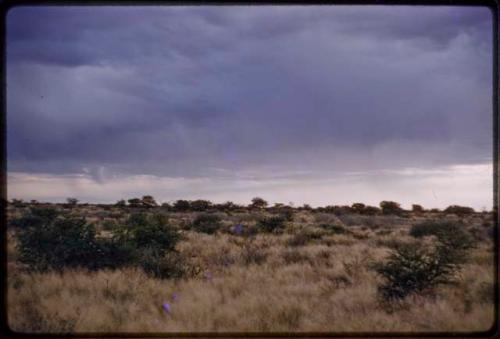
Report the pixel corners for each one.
[7,5,492,183]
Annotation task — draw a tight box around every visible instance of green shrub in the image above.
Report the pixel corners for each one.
[101,219,117,231]
[250,197,268,209]
[114,213,181,252]
[16,208,100,271]
[280,209,294,222]
[190,199,212,211]
[173,199,190,211]
[380,201,404,215]
[443,205,475,215]
[191,213,222,234]
[287,229,323,247]
[138,248,185,279]
[15,208,184,279]
[319,223,350,234]
[409,220,474,253]
[257,215,286,233]
[375,231,474,301]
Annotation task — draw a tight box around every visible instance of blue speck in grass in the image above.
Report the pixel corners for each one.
[172,293,179,302]
[205,271,213,281]
[233,224,243,235]
[162,302,171,314]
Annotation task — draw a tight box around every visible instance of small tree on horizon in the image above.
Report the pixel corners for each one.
[380,201,404,215]
[173,200,190,212]
[66,198,79,209]
[141,195,158,208]
[250,197,268,209]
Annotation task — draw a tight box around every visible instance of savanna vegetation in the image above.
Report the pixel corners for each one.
[6,197,495,333]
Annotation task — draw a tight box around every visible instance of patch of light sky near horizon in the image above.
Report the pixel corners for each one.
[8,163,492,210]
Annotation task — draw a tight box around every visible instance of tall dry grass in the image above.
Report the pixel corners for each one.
[7,211,496,333]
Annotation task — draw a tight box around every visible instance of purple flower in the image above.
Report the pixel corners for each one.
[162,302,171,314]
[233,224,243,235]
[204,271,213,281]
[172,293,179,302]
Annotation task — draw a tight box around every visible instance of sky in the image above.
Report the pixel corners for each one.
[6,5,493,209]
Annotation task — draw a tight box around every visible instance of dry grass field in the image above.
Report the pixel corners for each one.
[6,201,496,333]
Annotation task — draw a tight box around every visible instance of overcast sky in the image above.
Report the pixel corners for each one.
[6,5,493,209]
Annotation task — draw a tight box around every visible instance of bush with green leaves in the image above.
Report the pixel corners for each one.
[409,220,474,248]
[319,223,350,234]
[113,213,181,252]
[137,248,185,279]
[14,208,184,279]
[375,227,475,301]
[257,215,286,233]
[190,213,222,234]
[379,201,404,215]
[443,205,475,215]
[16,208,101,271]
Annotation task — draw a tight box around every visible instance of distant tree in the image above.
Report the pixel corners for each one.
[128,198,142,208]
[250,197,268,209]
[301,204,312,211]
[11,199,25,207]
[66,198,78,208]
[412,204,425,213]
[351,203,366,214]
[363,206,381,215]
[380,201,404,215]
[173,200,190,212]
[325,205,352,215]
[30,200,39,205]
[115,199,127,208]
[429,208,441,213]
[444,205,475,215]
[141,195,158,208]
[161,202,172,210]
[217,201,239,211]
[190,199,212,211]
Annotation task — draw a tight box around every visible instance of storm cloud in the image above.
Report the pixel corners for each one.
[6,5,493,208]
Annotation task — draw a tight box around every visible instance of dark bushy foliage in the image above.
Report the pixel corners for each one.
[443,205,475,215]
[191,213,222,234]
[379,201,404,215]
[319,223,350,234]
[16,208,101,271]
[375,227,475,301]
[250,197,268,209]
[114,213,180,252]
[173,200,191,212]
[138,248,185,279]
[190,200,212,211]
[409,220,474,251]
[14,208,184,279]
[280,208,294,222]
[257,215,286,233]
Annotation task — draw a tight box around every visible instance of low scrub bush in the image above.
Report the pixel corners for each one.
[380,201,404,216]
[191,213,222,234]
[409,220,475,252]
[375,225,475,301]
[138,248,185,279]
[257,215,287,233]
[16,208,101,271]
[319,223,350,234]
[443,205,475,215]
[114,213,181,252]
[14,208,184,279]
[287,229,323,247]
